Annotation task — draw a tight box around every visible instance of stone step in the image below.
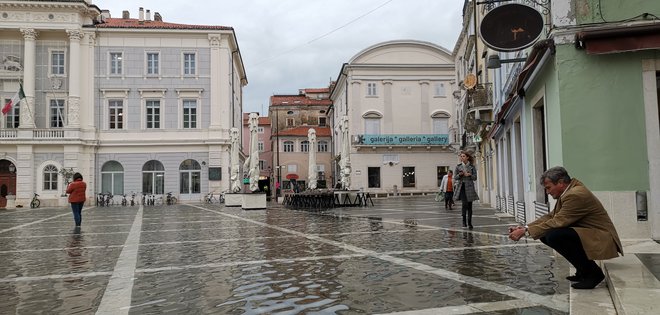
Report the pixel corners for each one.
[569,264,616,315]
[604,253,660,315]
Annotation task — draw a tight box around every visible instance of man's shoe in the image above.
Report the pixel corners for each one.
[566,274,583,282]
[571,271,605,289]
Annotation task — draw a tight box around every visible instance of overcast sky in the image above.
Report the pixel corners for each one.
[95,0,465,116]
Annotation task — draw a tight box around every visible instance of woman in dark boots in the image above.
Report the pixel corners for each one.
[454,151,478,229]
[66,172,87,227]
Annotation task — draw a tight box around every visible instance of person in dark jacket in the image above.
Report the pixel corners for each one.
[66,172,87,227]
[454,151,478,229]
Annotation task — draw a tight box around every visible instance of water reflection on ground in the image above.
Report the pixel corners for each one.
[0,198,569,314]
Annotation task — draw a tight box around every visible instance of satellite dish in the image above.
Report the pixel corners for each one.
[479,4,544,52]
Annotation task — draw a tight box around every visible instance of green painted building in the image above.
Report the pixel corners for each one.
[487,0,660,239]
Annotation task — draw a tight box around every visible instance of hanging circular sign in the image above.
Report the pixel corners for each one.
[479,4,544,52]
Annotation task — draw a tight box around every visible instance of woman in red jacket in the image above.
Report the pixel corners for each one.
[66,172,87,227]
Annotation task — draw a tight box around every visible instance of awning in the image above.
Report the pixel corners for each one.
[286,174,299,180]
[576,23,660,55]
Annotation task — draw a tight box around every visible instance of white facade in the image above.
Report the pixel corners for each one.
[0,2,246,207]
[330,40,457,196]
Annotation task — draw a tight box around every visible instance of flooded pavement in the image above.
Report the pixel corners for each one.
[0,197,569,314]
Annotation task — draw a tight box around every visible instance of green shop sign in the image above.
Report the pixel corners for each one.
[357,134,449,146]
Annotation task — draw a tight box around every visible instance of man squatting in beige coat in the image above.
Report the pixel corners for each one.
[508,166,623,289]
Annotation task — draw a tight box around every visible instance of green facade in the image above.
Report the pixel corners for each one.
[525,44,655,191]
[574,0,658,24]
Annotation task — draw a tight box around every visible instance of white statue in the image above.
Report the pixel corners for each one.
[242,113,260,192]
[229,128,242,193]
[340,116,351,190]
[307,128,318,190]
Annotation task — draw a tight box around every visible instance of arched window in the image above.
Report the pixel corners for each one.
[300,140,309,152]
[283,141,294,152]
[101,161,124,195]
[142,160,165,194]
[363,111,382,135]
[180,159,201,194]
[431,111,451,135]
[43,165,58,191]
[317,140,328,152]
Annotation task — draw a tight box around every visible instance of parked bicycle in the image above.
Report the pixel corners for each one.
[130,192,137,206]
[121,194,128,206]
[205,192,217,204]
[30,193,40,208]
[97,193,105,207]
[166,192,177,205]
[104,192,115,207]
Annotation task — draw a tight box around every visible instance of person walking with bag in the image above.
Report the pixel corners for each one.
[454,151,478,229]
[66,172,87,227]
[440,170,455,210]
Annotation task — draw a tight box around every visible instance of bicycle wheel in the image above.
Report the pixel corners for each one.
[121,199,127,206]
[107,199,115,206]
[170,197,177,204]
[31,199,40,208]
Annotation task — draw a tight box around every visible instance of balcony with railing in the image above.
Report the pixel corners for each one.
[0,128,80,142]
[467,82,493,115]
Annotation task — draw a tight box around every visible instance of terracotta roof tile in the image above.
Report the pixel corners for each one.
[301,88,330,93]
[270,95,331,106]
[243,116,271,125]
[274,126,331,137]
[96,18,232,30]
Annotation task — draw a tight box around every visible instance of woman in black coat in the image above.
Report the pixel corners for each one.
[454,151,479,229]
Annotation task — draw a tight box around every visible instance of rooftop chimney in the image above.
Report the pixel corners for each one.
[154,12,162,22]
[138,7,144,24]
[101,9,110,19]
[146,9,151,21]
[122,10,129,19]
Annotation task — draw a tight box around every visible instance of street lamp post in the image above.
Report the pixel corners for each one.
[275,108,281,198]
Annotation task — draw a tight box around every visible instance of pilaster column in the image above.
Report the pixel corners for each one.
[20,28,37,128]
[82,32,96,131]
[208,34,222,129]
[419,80,430,132]
[383,80,393,134]
[66,29,83,128]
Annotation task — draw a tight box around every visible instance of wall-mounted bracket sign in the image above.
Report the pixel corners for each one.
[479,4,544,52]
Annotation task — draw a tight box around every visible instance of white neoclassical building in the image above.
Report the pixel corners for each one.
[0,1,246,207]
[329,40,457,196]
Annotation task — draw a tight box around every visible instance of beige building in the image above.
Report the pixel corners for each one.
[330,40,457,196]
[269,88,333,194]
[0,1,246,207]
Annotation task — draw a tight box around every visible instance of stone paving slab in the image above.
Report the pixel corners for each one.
[0,197,570,314]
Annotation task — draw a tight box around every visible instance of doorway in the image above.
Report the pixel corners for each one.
[0,160,17,208]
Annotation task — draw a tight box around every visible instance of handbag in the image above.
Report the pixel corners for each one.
[435,191,445,202]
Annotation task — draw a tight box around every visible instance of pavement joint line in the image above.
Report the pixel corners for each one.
[0,236,541,255]
[375,297,550,315]
[190,204,568,312]
[95,205,143,315]
[137,254,368,274]
[139,235,299,246]
[0,271,114,283]
[0,231,129,239]
[0,244,126,254]
[0,212,71,234]
[32,223,134,227]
